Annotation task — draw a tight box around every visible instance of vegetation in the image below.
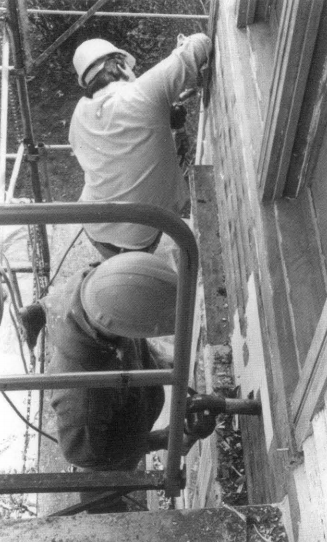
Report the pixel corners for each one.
[26,0,209,85]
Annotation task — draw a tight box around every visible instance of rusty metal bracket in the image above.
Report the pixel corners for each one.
[186,393,262,416]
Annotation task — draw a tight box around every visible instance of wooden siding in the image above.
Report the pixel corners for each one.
[273,191,327,372]
[203,2,327,536]
[310,126,327,278]
[285,1,327,197]
[239,410,277,504]
[292,300,327,448]
[258,0,324,200]
[202,1,327,538]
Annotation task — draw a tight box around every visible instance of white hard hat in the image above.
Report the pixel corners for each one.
[73,38,136,87]
[80,252,177,338]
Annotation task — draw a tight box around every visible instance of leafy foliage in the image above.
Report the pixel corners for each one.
[27,0,210,82]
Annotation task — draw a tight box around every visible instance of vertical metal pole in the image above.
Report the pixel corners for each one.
[0,24,10,202]
[6,0,42,202]
[165,247,198,497]
[6,0,50,273]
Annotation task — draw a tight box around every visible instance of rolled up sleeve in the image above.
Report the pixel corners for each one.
[135,33,212,109]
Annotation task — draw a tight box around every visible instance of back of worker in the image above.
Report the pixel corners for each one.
[69,33,212,251]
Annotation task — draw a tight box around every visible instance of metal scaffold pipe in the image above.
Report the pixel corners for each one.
[0,8,208,20]
[0,369,174,391]
[6,0,50,274]
[0,26,10,203]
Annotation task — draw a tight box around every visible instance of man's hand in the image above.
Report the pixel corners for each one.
[176,33,187,47]
[184,409,217,440]
[170,103,187,130]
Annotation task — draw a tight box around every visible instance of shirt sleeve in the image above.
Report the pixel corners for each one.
[134,33,212,109]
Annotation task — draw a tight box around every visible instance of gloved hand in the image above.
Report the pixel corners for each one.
[170,103,187,130]
[184,397,217,440]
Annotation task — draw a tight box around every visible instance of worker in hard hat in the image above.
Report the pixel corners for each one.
[69,33,212,259]
[20,252,210,471]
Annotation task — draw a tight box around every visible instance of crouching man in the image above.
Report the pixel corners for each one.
[21,253,213,482]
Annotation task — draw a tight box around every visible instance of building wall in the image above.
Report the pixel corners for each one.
[198,0,327,538]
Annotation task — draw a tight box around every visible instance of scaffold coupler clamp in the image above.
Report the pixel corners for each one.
[184,388,262,439]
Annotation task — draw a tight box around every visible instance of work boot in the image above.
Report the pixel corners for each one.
[19,303,46,349]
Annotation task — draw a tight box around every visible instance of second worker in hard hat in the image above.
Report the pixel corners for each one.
[20,252,204,473]
[69,34,212,259]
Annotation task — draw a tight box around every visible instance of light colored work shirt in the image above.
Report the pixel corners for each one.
[69,33,212,248]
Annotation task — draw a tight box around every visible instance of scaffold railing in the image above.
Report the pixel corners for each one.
[0,0,205,507]
[0,201,199,499]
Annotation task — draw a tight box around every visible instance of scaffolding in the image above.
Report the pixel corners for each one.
[0,0,209,512]
[0,0,260,517]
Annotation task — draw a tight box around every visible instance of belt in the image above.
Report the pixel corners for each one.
[97,231,162,255]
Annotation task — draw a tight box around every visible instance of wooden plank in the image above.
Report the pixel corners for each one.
[239,411,277,503]
[285,1,327,197]
[189,166,229,345]
[259,0,324,200]
[193,436,214,509]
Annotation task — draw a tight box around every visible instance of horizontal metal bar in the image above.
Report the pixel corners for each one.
[0,470,166,494]
[0,369,173,391]
[1,266,33,273]
[0,202,196,252]
[0,8,208,20]
[6,145,71,159]
[44,144,71,150]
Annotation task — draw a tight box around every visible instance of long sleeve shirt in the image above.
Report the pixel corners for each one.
[69,33,212,248]
[42,268,164,470]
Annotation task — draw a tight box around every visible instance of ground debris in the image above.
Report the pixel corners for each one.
[216,413,248,506]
